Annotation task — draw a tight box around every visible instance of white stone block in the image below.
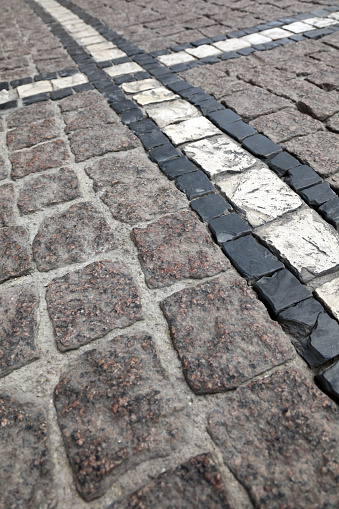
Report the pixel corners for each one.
[89,48,126,61]
[77,34,107,46]
[122,78,160,94]
[240,33,271,45]
[51,74,88,90]
[146,99,199,128]
[163,117,220,145]
[260,28,293,40]
[85,41,116,51]
[133,86,177,105]
[213,38,251,52]
[158,51,195,66]
[315,277,339,320]
[105,62,144,78]
[185,44,221,58]
[17,81,53,98]
[305,17,338,28]
[283,21,315,33]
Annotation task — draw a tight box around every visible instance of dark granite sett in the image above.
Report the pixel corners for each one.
[300,182,337,208]
[73,82,93,92]
[50,87,73,100]
[0,100,17,111]
[220,51,240,60]
[278,298,324,338]
[196,98,223,115]
[0,226,33,283]
[35,71,57,81]
[308,313,339,366]
[207,108,241,128]
[10,77,32,88]
[149,143,180,164]
[319,197,339,229]
[54,333,189,500]
[33,202,116,272]
[17,168,80,214]
[10,140,69,179]
[133,210,227,288]
[316,361,339,402]
[137,130,169,150]
[7,118,59,151]
[23,93,49,106]
[242,134,281,158]
[110,454,234,509]
[286,165,322,191]
[176,171,214,199]
[0,285,39,377]
[0,184,15,226]
[210,213,250,243]
[159,156,197,180]
[222,120,256,142]
[191,194,232,222]
[129,118,158,134]
[269,151,301,176]
[121,108,144,125]
[161,273,294,394]
[0,395,56,508]
[178,86,204,99]
[254,269,311,315]
[168,80,192,93]
[111,98,135,113]
[46,260,142,351]
[207,368,339,509]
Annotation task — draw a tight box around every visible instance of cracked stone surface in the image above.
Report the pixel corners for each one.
[162,272,295,394]
[145,99,200,128]
[46,260,143,351]
[33,202,116,272]
[163,116,220,145]
[132,210,228,288]
[7,118,59,151]
[207,368,339,509]
[54,333,189,501]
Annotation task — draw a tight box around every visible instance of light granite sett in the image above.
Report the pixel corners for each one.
[305,17,338,28]
[315,277,339,320]
[77,35,107,46]
[122,78,160,94]
[213,39,251,52]
[185,45,221,59]
[105,62,144,78]
[240,34,271,45]
[183,136,256,178]
[133,87,178,106]
[51,74,88,90]
[218,167,303,227]
[256,208,339,282]
[163,117,220,145]
[90,48,127,62]
[260,28,293,40]
[17,81,52,98]
[158,51,195,67]
[283,21,315,33]
[146,99,200,128]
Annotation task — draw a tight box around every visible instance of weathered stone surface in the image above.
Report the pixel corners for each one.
[284,131,339,177]
[10,140,69,179]
[162,272,294,394]
[33,202,116,272]
[133,86,178,106]
[102,176,186,224]
[163,117,220,145]
[0,285,39,377]
[327,112,339,133]
[146,99,199,128]
[0,183,15,226]
[308,312,339,365]
[121,78,160,94]
[307,69,339,91]
[110,454,234,509]
[158,50,196,66]
[0,394,56,508]
[105,62,143,78]
[183,136,256,177]
[6,102,54,128]
[133,211,227,288]
[68,125,138,162]
[315,277,339,321]
[0,157,8,180]
[58,90,104,112]
[17,168,80,214]
[54,333,188,501]
[250,108,323,143]
[85,150,160,191]
[63,104,118,132]
[297,90,339,121]
[218,167,302,227]
[256,208,339,282]
[46,260,142,351]
[214,38,250,52]
[17,80,52,98]
[186,44,221,58]
[207,368,339,509]
[0,226,33,283]
[278,298,324,338]
[7,118,59,151]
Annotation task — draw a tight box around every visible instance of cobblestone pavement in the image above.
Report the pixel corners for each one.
[0,0,339,508]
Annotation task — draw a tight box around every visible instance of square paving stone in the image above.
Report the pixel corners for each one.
[0,395,57,508]
[0,226,33,283]
[254,269,311,315]
[196,98,223,116]
[207,368,339,509]
[209,214,250,243]
[137,130,170,150]
[101,176,187,223]
[277,298,324,338]
[68,124,139,162]
[58,90,105,112]
[46,260,143,351]
[6,102,54,128]
[129,118,158,134]
[149,143,180,164]
[0,184,15,226]
[256,208,339,282]
[161,273,294,394]
[109,454,234,509]
[121,108,144,125]
[7,118,59,151]
[159,156,197,180]
[242,134,281,159]
[163,117,220,145]
[145,99,200,128]
[300,182,337,207]
[286,165,322,191]
[218,167,302,227]
[208,110,242,131]
[54,333,189,500]
[33,202,116,272]
[308,313,339,365]
[17,168,80,214]
[132,210,228,288]
[316,361,339,402]
[133,86,178,105]
[191,194,232,222]
[315,276,339,321]
[183,136,256,178]
[223,235,283,281]
[63,104,119,132]
[175,171,214,199]
[0,285,39,377]
[221,120,257,142]
[10,140,69,179]
[121,78,160,94]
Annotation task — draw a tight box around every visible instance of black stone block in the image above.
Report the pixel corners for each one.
[196,98,223,115]
[150,66,172,76]
[114,75,135,85]
[121,108,144,125]
[300,182,337,208]
[178,87,204,99]
[269,151,301,176]
[59,67,79,77]
[308,313,339,365]
[134,71,151,80]
[23,93,49,105]
[220,51,240,60]
[315,361,339,402]
[0,82,9,91]
[0,100,17,110]
[111,57,131,65]
[286,165,322,191]
[149,49,171,57]
[176,171,214,199]
[304,28,333,39]
[222,121,257,142]
[35,72,57,81]
[129,118,158,134]
[191,38,213,47]
[199,56,220,64]
[50,87,73,100]
[211,35,226,42]
[278,298,323,338]
[159,157,197,180]
[158,74,180,85]
[207,108,241,128]
[226,30,246,38]
[242,134,281,158]
[73,83,93,92]
[111,99,136,114]
[10,77,33,88]
[97,61,112,69]
[170,63,190,73]
[254,269,311,315]
[168,80,191,93]
[237,47,256,55]
[191,194,232,222]
[319,197,339,229]
[138,130,169,151]
[189,93,212,105]
[149,144,180,164]
[209,214,250,243]
[289,34,306,42]
[223,235,283,281]
[171,43,192,52]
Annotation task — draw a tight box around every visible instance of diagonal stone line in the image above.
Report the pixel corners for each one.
[23,0,339,395]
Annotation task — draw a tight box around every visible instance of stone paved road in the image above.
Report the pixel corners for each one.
[0,0,339,508]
